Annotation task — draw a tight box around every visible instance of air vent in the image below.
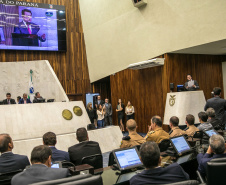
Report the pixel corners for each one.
[128,58,165,70]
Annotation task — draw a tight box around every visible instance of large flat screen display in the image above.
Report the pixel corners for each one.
[0,0,66,51]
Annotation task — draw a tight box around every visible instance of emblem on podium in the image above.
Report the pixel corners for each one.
[169,95,176,106]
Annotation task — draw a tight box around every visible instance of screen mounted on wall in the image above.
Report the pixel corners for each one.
[0,0,66,51]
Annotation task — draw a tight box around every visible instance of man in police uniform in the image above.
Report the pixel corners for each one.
[184,114,199,137]
[120,119,145,148]
[145,116,169,143]
[169,116,185,137]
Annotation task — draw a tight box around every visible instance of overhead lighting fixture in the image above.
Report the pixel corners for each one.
[128,58,165,70]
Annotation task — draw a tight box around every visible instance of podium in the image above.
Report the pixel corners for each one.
[163,91,206,125]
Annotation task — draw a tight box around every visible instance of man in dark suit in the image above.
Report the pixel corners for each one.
[43,132,70,162]
[104,98,113,126]
[18,93,32,104]
[206,108,222,129]
[197,135,226,177]
[14,9,46,46]
[11,145,70,185]
[130,141,189,185]
[3,93,16,105]
[204,87,226,123]
[94,95,104,109]
[0,134,30,173]
[184,74,199,91]
[33,92,45,103]
[68,127,102,166]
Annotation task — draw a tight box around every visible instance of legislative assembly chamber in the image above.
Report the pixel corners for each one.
[1,0,226,185]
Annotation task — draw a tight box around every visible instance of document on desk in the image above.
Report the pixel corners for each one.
[188,80,194,87]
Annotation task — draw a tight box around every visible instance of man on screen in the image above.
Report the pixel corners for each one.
[14,9,46,46]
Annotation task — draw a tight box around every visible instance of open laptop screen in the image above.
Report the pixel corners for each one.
[204,129,219,137]
[113,147,142,170]
[170,135,192,155]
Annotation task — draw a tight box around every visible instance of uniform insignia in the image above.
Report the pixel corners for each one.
[122,136,131,140]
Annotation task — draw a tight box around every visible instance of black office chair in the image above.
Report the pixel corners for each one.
[108,151,116,166]
[152,180,200,185]
[158,139,170,152]
[197,160,226,185]
[62,175,103,185]
[81,154,103,170]
[30,174,92,185]
[192,131,203,140]
[134,144,141,151]
[0,169,23,185]
[87,124,96,130]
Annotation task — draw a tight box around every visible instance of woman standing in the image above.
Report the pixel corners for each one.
[125,101,135,121]
[97,104,105,128]
[116,99,125,132]
[86,102,96,126]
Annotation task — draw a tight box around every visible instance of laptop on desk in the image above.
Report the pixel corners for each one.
[112,147,143,172]
[170,135,193,156]
[203,129,219,137]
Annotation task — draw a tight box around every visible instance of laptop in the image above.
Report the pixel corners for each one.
[203,129,219,137]
[170,135,192,156]
[112,147,143,171]
[51,161,62,168]
[176,153,193,164]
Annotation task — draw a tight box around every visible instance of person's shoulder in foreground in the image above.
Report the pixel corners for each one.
[11,145,70,185]
[130,141,189,185]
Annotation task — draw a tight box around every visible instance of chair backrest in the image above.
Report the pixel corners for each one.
[108,151,116,166]
[62,175,103,185]
[81,154,103,170]
[30,174,92,185]
[87,124,95,131]
[207,161,226,185]
[157,180,200,185]
[134,145,141,151]
[210,157,226,163]
[0,169,23,185]
[192,131,203,139]
[158,139,170,152]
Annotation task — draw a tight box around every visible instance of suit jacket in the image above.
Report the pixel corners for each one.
[197,153,226,176]
[130,163,189,185]
[94,100,104,109]
[204,96,226,121]
[18,98,32,104]
[68,141,102,166]
[50,146,70,162]
[184,80,199,91]
[14,22,40,35]
[0,152,30,173]
[104,103,112,116]
[11,164,70,185]
[3,99,16,105]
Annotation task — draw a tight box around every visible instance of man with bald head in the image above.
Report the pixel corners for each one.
[120,119,145,148]
[0,134,30,173]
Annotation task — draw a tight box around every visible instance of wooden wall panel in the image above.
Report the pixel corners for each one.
[0,0,91,102]
[102,53,226,133]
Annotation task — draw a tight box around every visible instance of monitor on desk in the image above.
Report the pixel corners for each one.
[203,129,219,137]
[170,135,192,156]
[113,147,143,171]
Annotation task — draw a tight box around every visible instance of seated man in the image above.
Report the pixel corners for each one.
[206,108,221,129]
[197,135,226,177]
[169,116,185,137]
[11,145,70,185]
[3,93,16,104]
[33,92,45,103]
[184,114,199,137]
[145,116,169,143]
[43,132,70,162]
[68,127,102,166]
[130,141,189,185]
[120,119,145,148]
[19,93,32,104]
[0,134,30,173]
[197,112,213,131]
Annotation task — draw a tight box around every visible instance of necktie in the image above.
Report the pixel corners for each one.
[8,100,10,104]
[27,24,31,34]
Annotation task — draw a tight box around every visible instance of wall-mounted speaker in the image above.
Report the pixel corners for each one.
[132,0,147,8]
